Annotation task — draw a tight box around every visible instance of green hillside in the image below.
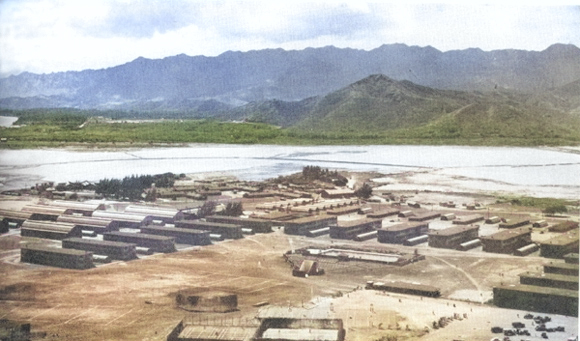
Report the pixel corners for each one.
[282,74,580,143]
[291,74,472,132]
[2,75,580,147]
[237,97,318,127]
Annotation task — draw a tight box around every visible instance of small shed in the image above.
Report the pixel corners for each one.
[292,260,324,277]
[176,290,238,313]
[485,216,501,224]
[441,213,456,221]
[398,210,415,218]
[533,220,549,228]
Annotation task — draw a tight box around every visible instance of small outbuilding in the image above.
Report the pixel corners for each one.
[292,260,324,277]
[176,290,238,313]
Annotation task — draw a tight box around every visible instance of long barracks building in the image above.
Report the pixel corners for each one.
[480,227,532,254]
[428,225,479,249]
[205,216,273,233]
[283,215,338,236]
[377,222,429,244]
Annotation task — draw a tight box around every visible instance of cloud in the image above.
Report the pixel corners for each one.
[76,0,201,38]
[0,1,579,76]
[195,2,385,43]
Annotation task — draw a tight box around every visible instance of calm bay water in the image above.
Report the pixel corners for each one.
[0,145,579,193]
[0,116,18,127]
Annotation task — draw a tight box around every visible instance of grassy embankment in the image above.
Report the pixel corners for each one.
[493,196,579,217]
[1,110,580,148]
[495,196,575,207]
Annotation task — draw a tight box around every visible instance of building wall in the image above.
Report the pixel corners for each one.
[544,263,579,276]
[0,219,8,234]
[540,239,580,259]
[284,217,337,236]
[176,220,244,239]
[103,232,176,253]
[409,213,441,222]
[206,216,273,233]
[377,223,429,244]
[21,246,94,269]
[519,274,579,291]
[481,232,532,254]
[329,220,380,240]
[20,227,82,240]
[452,215,484,225]
[498,219,530,229]
[493,285,578,317]
[428,227,479,249]
[140,226,212,245]
[62,238,137,261]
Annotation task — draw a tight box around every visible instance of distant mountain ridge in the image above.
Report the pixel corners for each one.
[1,43,579,111]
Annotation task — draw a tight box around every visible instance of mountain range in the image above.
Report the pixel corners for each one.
[1,43,580,113]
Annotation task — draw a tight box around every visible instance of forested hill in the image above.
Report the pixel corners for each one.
[237,74,580,141]
[3,74,579,147]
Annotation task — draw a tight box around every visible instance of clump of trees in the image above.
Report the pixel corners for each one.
[55,181,95,191]
[95,172,180,201]
[222,202,243,216]
[197,201,217,218]
[354,183,373,199]
[197,200,243,218]
[543,204,568,216]
[301,165,347,185]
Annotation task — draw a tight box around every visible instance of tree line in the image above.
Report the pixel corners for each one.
[95,173,180,201]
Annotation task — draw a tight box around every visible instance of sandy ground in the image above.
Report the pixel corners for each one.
[330,290,578,341]
[372,169,580,200]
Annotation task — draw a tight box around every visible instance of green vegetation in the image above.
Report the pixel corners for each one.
[197,201,217,218]
[0,107,221,122]
[1,108,579,148]
[496,196,576,210]
[222,202,244,216]
[0,118,283,147]
[302,166,341,181]
[95,173,179,201]
[543,205,568,215]
[354,183,373,199]
[2,75,580,147]
[297,166,347,185]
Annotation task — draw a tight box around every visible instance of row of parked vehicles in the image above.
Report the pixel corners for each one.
[491,314,568,339]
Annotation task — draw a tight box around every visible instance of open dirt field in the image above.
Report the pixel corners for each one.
[1,219,578,341]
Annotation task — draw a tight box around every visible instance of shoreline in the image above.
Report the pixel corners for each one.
[1,139,580,151]
[1,145,578,200]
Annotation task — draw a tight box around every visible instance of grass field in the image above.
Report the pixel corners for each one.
[3,119,580,148]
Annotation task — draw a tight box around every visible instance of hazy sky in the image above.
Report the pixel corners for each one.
[1,0,579,76]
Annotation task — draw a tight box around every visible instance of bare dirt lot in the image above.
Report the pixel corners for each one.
[1,222,578,341]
